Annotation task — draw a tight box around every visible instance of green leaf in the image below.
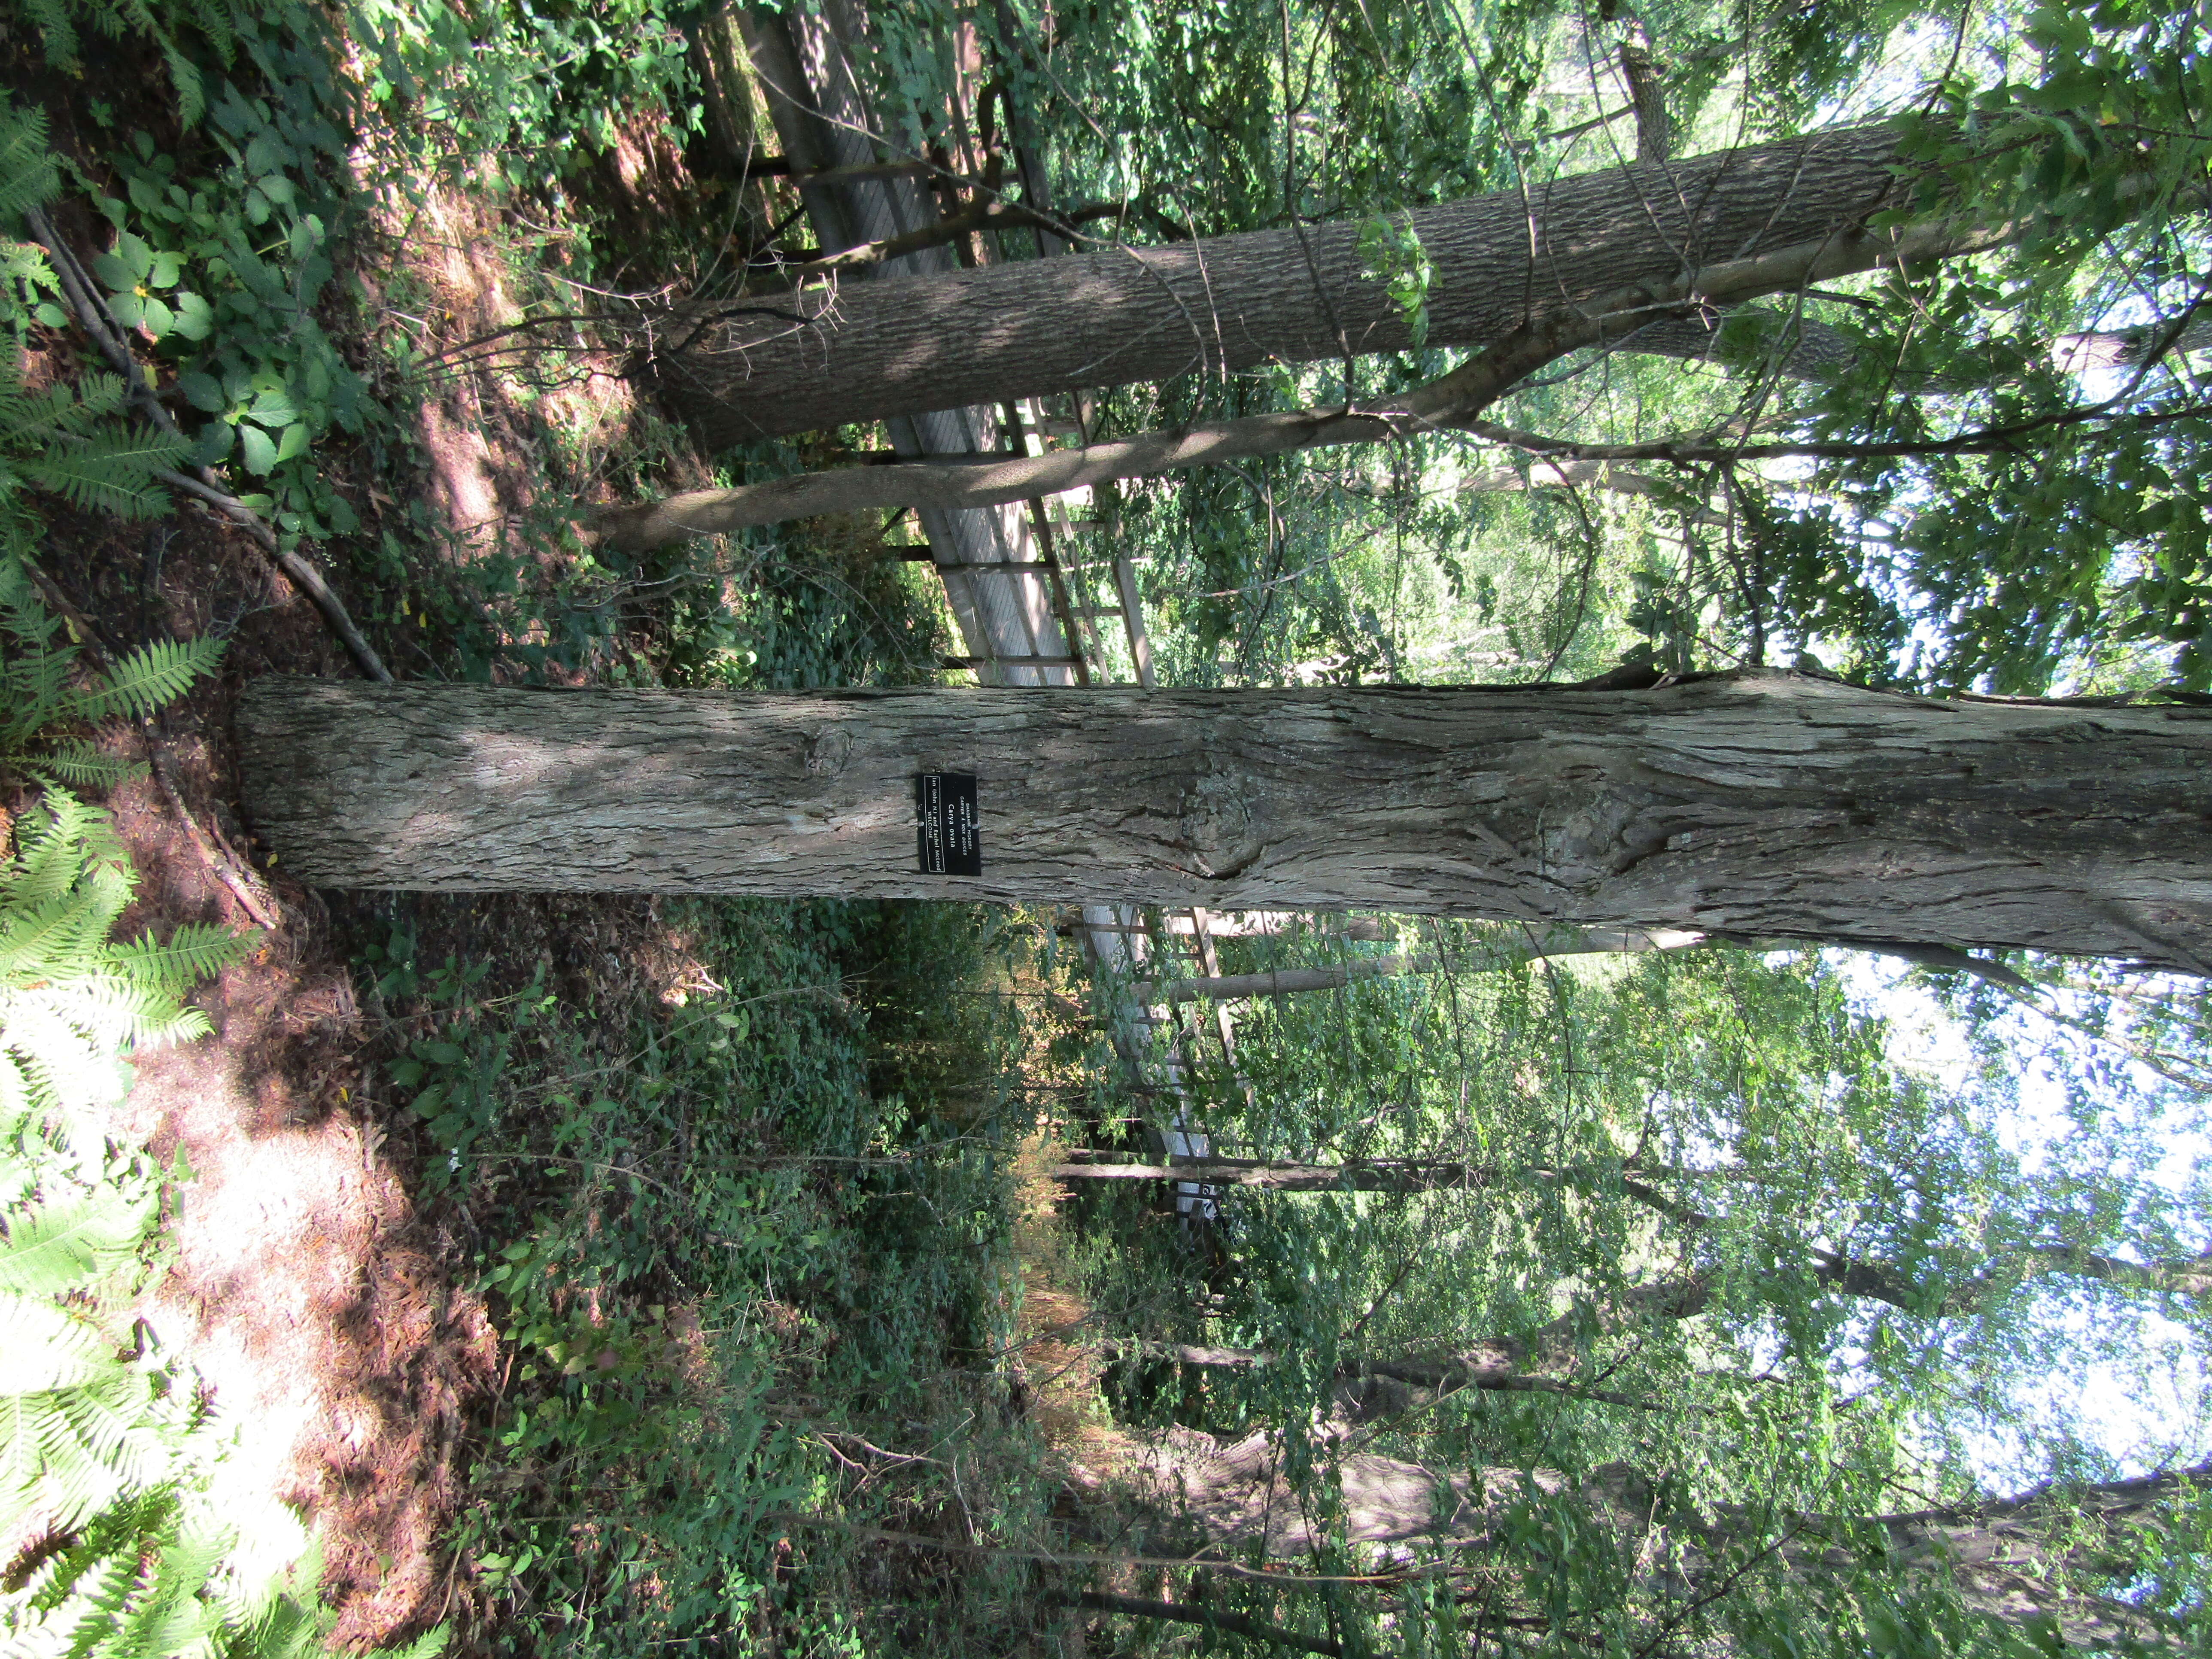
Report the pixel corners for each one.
[190,421,233,466]
[176,371,224,414]
[273,421,309,465]
[166,292,213,342]
[139,297,173,340]
[236,422,276,477]
[247,389,298,428]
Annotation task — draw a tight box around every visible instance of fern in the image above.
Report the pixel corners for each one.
[15,424,190,517]
[0,795,239,1148]
[0,1182,156,1295]
[76,636,228,723]
[0,102,191,543]
[0,549,224,791]
[0,85,441,1659]
[13,0,240,128]
[106,923,251,1000]
[0,100,56,221]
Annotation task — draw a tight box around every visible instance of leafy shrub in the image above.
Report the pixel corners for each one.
[0,101,194,539]
[69,15,371,548]
[0,311,422,1651]
[346,0,699,199]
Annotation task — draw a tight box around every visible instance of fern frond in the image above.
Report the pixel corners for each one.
[16,0,85,71]
[21,426,186,519]
[119,1522,226,1656]
[0,1049,29,1131]
[77,635,225,721]
[0,1391,53,1519]
[0,889,121,980]
[0,1291,115,1393]
[0,1182,158,1296]
[9,376,113,438]
[1,638,77,736]
[49,1379,172,1496]
[0,551,61,650]
[0,994,137,1111]
[31,1542,148,1650]
[8,975,192,1058]
[106,923,251,1000]
[161,42,208,130]
[0,97,58,219]
[19,741,140,790]
[4,790,129,911]
[388,1623,456,1659]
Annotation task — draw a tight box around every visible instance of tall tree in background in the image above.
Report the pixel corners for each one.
[1068,934,2212,1655]
[623,0,2211,697]
[639,122,1920,442]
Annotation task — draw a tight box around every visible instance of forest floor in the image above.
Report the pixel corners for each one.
[7,17,1140,1656]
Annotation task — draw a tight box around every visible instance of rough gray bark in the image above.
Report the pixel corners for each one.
[641,123,1915,444]
[238,672,2212,972]
[594,197,2023,548]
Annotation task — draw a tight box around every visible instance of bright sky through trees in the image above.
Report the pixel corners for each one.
[1843,954,2212,1484]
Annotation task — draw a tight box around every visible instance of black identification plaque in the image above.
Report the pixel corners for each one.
[915,773,981,876]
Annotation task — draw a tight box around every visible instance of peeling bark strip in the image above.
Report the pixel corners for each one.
[643,124,1914,444]
[238,672,2212,971]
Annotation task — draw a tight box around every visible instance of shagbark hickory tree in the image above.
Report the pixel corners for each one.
[240,670,2212,972]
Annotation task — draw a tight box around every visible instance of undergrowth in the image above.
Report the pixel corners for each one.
[12,3,1101,1653]
[357,899,1080,1656]
[0,553,426,1655]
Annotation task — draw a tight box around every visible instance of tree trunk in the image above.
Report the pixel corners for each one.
[1131,925,1706,1003]
[1152,909,1392,940]
[236,672,2212,972]
[1621,1178,2212,1312]
[589,191,2020,548]
[640,124,1913,444]
[1129,1426,2201,1645]
[1114,1332,1661,1420]
[1051,1155,1500,1190]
